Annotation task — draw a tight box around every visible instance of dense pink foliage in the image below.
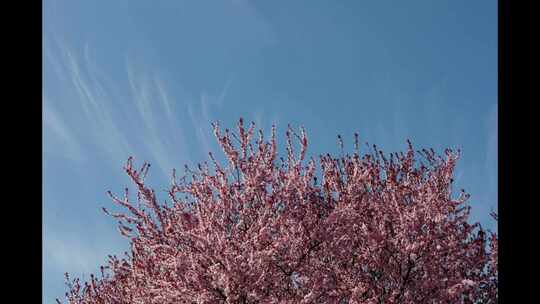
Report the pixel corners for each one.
[58,119,497,303]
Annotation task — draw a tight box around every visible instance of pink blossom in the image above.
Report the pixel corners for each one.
[57,119,498,304]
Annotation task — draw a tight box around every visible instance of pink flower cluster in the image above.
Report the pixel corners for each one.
[58,119,497,303]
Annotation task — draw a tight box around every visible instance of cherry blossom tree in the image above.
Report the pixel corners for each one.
[57,119,497,304]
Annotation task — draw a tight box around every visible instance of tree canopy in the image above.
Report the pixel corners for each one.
[58,119,497,303]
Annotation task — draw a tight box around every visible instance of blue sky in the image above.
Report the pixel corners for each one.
[43,1,497,302]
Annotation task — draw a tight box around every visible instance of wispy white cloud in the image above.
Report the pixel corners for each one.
[155,77,175,123]
[44,30,244,289]
[45,36,197,179]
[59,40,133,164]
[43,96,84,161]
[44,234,107,276]
[188,93,214,158]
[216,73,235,107]
[43,38,196,286]
[43,221,130,284]
[186,75,235,160]
[126,56,192,179]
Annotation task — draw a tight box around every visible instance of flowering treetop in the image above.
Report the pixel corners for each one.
[58,119,497,304]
